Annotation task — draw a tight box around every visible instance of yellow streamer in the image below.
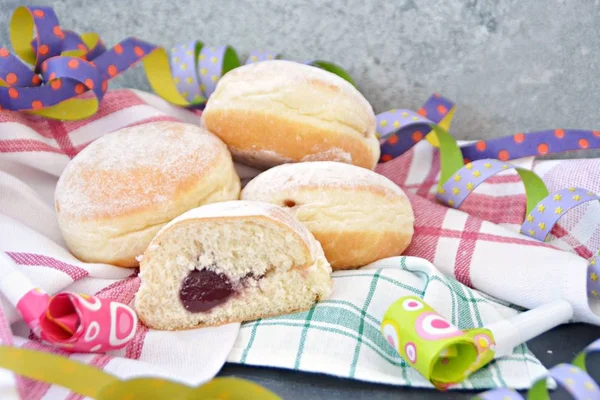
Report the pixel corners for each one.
[0,345,281,399]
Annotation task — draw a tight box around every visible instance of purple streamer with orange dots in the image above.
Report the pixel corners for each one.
[476,339,600,399]
[378,95,600,164]
[0,6,164,113]
[377,94,600,303]
[0,6,351,116]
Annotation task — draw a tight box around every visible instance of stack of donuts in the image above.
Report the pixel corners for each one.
[54,60,415,330]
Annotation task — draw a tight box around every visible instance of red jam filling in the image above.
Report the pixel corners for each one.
[179,269,234,313]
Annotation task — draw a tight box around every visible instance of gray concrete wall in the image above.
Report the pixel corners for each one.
[4,0,600,142]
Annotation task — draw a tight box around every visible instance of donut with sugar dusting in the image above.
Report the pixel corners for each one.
[201,60,380,170]
[55,121,241,267]
[135,200,332,330]
[242,161,414,270]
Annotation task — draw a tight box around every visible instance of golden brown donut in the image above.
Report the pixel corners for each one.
[201,60,380,170]
[241,161,414,270]
[55,121,241,267]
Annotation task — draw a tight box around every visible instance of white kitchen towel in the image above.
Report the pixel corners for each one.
[228,256,548,389]
[0,90,240,400]
[0,89,598,398]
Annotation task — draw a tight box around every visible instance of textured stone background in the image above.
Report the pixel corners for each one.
[4,0,600,142]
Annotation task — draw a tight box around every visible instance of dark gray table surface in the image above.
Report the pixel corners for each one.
[219,322,600,399]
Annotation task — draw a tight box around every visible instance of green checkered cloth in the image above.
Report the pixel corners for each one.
[227,256,547,390]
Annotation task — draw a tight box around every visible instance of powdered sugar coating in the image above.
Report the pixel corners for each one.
[301,148,352,164]
[155,200,322,261]
[211,60,374,125]
[55,122,228,219]
[242,161,407,199]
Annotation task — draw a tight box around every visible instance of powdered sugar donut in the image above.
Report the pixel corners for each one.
[135,200,332,330]
[201,60,380,170]
[55,121,241,267]
[242,161,414,270]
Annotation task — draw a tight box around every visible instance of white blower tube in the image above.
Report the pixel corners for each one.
[486,300,574,357]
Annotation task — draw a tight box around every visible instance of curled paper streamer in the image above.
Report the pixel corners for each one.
[0,6,354,119]
[381,296,496,390]
[475,338,600,399]
[166,46,355,105]
[0,345,281,399]
[378,95,600,162]
[590,252,600,299]
[377,94,600,299]
[0,6,182,120]
[0,251,137,353]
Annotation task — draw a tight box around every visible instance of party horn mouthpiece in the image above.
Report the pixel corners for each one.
[485,299,573,357]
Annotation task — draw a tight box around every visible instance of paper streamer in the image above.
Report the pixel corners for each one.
[520,188,600,242]
[377,93,456,156]
[461,129,600,162]
[196,45,239,98]
[0,251,136,353]
[246,49,280,64]
[475,338,600,399]
[436,158,549,216]
[589,253,599,301]
[378,95,600,164]
[381,296,496,390]
[0,6,190,120]
[0,6,354,119]
[377,94,600,300]
[0,345,281,400]
[169,40,205,104]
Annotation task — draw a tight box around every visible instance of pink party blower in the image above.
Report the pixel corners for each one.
[0,251,137,353]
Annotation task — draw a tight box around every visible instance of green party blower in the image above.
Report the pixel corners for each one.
[381,296,574,390]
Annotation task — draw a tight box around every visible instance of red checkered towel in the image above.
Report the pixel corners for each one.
[376,143,599,322]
